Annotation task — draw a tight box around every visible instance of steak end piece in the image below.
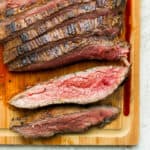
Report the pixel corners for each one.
[11,105,120,138]
[9,65,130,109]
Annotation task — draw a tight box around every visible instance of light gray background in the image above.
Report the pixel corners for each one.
[0,0,149,149]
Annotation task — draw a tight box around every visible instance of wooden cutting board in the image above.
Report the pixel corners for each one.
[0,0,140,145]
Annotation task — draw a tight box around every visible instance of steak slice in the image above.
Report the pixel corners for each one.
[9,65,129,109]
[3,14,122,64]
[8,37,130,71]
[0,0,126,41]
[10,105,120,138]
[4,1,107,51]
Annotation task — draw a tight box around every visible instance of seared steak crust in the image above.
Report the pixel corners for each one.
[4,14,122,64]
[0,0,125,41]
[4,1,108,51]
[8,37,130,71]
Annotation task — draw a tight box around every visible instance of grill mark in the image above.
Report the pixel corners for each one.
[3,1,107,51]
[0,0,92,41]
[0,0,125,42]
[8,36,129,71]
[3,14,122,64]
[0,0,82,20]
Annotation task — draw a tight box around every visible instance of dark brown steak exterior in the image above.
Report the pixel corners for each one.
[0,0,126,41]
[11,105,120,138]
[0,0,91,41]
[3,14,122,64]
[4,1,107,51]
[8,37,130,71]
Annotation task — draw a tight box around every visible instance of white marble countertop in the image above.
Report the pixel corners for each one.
[0,0,149,149]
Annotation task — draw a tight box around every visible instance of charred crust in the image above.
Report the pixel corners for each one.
[5,9,14,17]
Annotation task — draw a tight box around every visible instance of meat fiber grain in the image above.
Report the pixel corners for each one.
[9,65,129,109]
[11,105,120,138]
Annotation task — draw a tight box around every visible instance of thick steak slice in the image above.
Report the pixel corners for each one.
[9,65,129,109]
[0,0,126,41]
[8,37,130,71]
[3,14,122,64]
[4,1,107,51]
[11,105,120,138]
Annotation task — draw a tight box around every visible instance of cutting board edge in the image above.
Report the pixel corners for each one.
[0,0,140,145]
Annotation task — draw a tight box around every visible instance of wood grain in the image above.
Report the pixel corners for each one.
[0,0,140,145]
